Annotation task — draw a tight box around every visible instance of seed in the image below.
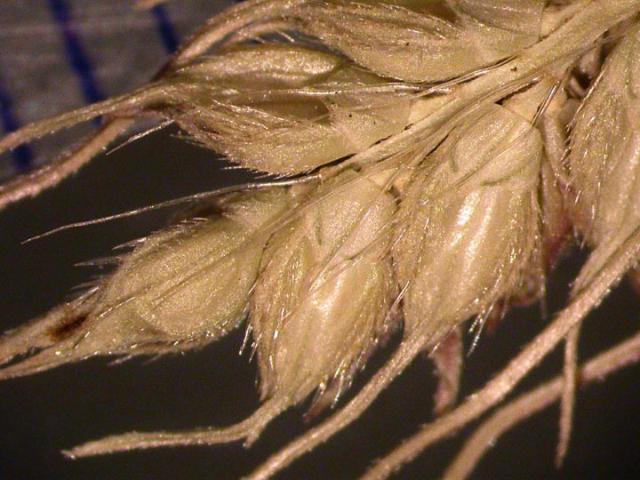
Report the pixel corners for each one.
[252,169,397,408]
[394,102,542,344]
[292,0,544,82]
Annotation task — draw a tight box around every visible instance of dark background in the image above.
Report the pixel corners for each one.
[1,129,640,480]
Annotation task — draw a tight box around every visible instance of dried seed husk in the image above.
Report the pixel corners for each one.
[99,189,291,338]
[291,0,544,82]
[568,25,640,290]
[57,171,399,449]
[394,103,542,344]
[0,189,291,378]
[0,44,414,176]
[158,44,413,174]
[251,169,397,408]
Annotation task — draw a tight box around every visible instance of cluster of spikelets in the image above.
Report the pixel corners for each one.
[3,0,640,478]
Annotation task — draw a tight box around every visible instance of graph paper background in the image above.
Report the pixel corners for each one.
[0,0,234,180]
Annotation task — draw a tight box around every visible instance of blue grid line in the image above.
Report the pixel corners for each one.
[0,73,33,171]
[48,0,104,105]
[152,5,179,54]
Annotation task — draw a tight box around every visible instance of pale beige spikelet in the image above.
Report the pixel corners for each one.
[61,170,400,456]
[160,44,413,174]
[568,25,640,290]
[0,44,414,177]
[252,170,397,408]
[0,189,291,378]
[394,102,543,344]
[291,0,544,82]
[99,189,291,338]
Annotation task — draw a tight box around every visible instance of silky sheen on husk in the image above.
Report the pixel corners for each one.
[292,0,544,82]
[393,104,542,344]
[158,44,413,174]
[0,189,291,376]
[251,170,397,407]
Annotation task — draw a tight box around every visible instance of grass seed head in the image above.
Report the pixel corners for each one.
[292,0,544,82]
[4,1,640,477]
[0,189,291,376]
[252,170,397,408]
[394,103,543,343]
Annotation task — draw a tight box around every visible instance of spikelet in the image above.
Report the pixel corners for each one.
[0,189,291,378]
[568,25,640,291]
[252,169,397,410]
[63,169,399,455]
[163,45,413,174]
[0,44,414,176]
[393,102,542,345]
[291,0,544,82]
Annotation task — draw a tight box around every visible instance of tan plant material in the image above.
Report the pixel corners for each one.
[65,168,401,457]
[0,0,309,211]
[292,0,544,82]
[538,90,575,269]
[252,171,397,410]
[0,45,415,176]
[394,103,542,345]
[429,326,463,415]
[0,189,291,378]
[568,23,640,292]
[443,327,640,480]
[556,323,581,467]
[2,0,640,479]
[163,46,415,174]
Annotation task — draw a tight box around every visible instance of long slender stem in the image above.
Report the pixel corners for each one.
[556,323,581,467]
[442,329,640,480]
[65,399,286,458]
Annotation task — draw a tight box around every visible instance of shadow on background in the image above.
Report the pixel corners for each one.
[1,128,640,480]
